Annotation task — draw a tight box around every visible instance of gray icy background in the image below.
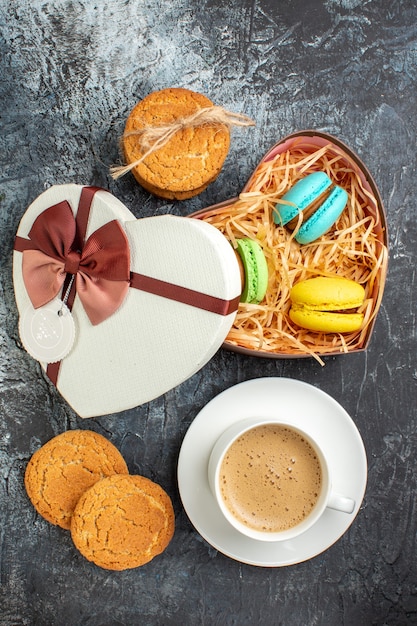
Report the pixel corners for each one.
[1,0,417,624]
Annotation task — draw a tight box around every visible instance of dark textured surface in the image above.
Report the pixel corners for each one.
[1,0,416,624]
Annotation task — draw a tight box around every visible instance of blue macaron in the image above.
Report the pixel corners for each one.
[274,172,348,244]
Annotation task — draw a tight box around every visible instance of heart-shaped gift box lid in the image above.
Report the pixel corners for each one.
[13,185,241,418]
[192,131,389,361]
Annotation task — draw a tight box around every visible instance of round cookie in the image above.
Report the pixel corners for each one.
[24,430,128,530]
[122,87,230,200]
[71,474,175,570]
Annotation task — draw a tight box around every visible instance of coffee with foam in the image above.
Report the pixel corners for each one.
[219,424,322,533]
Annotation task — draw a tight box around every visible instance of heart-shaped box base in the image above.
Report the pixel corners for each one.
[13,185,241,418]
[192,131,389,360]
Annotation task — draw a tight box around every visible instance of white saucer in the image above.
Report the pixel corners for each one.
[177,377,367,567]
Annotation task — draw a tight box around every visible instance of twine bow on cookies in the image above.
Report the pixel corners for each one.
[110,105,255,180]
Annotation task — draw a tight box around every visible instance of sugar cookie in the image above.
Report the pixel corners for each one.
[71,474,175,570]
[24,430,128,529]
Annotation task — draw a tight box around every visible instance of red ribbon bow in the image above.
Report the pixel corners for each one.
[15,199,130,325]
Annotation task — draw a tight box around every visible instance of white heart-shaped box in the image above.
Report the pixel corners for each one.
[13,185,241,418]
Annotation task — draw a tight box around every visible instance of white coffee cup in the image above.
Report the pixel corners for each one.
[208,417,355,542]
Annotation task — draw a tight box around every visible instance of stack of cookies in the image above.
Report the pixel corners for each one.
[24,430,175,571]
[120,87,231,200]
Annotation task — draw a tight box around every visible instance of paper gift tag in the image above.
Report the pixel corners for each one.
[13,185,241,418]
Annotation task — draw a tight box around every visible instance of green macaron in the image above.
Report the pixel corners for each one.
[235,238,268,304]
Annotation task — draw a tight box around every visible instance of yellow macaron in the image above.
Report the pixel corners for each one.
[289,277,365,333]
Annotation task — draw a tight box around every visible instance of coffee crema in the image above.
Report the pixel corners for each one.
[219,424,322,533]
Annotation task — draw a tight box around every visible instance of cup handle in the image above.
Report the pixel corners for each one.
[327,492,355,514]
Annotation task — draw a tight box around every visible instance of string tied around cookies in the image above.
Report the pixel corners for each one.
[110,106,255,180]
